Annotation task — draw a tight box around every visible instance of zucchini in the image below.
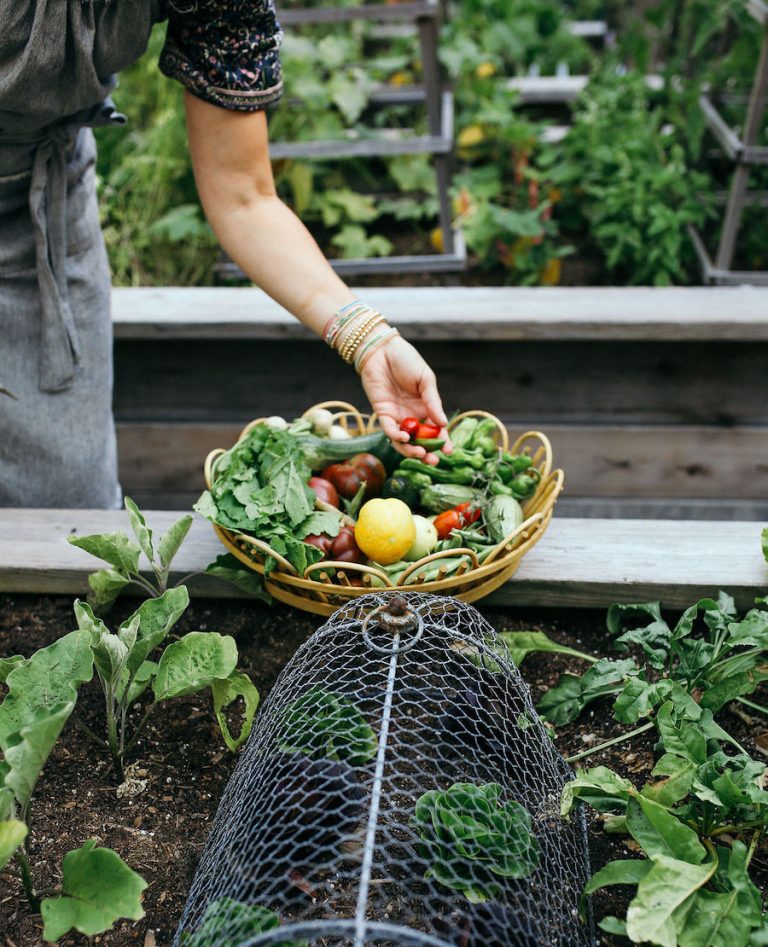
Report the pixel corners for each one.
[297,431,399,472]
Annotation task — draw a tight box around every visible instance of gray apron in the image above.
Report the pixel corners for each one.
[0,0,160,507]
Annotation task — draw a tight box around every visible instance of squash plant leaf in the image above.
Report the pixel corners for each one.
[124,497,154,563]
[212,670,260,752]
[153,632,237,702]
[0,818,27,872]
[67,531,141,576]
[40,840,147,942]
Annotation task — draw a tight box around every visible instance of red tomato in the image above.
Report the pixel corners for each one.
[350,454,386,495]
[400,417,420,438]
[304,533,333,555]
[330,525,367,563]
[416,422,441,440]
[433,503,481,540]
[322,464,364,500]
[308,476,340,508]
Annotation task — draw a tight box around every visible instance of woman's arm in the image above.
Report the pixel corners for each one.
[185,92,450,458]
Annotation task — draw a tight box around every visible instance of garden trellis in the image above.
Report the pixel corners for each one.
[174,592,593,946]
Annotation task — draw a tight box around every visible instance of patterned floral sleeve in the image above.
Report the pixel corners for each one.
[159,0,283,111]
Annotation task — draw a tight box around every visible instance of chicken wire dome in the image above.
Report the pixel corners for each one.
[174,592,594,947]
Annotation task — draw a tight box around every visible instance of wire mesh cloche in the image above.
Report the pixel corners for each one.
[174,593,593,947]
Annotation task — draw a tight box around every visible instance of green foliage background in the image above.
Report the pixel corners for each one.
[95,0,767,287]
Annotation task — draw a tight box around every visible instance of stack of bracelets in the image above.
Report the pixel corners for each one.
[323,300,400,373]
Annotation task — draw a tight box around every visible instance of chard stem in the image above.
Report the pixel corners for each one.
[564,721,655,765]
[736,695,768,716]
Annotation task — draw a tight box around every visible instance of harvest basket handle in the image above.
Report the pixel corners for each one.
[204,448,227,490]
[510,430,553,480]
[303,401,368,435]
[397,546,480,585]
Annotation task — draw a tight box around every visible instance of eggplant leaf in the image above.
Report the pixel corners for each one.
[121,585,190,678]
[157,513,193,572]
[40,840,147,941]
[0,656,24,684]
[0,818,27,871]
[87,568,131,612]
[153,632,237,702]
[124,497,154,563]
[67,531,140,575]
[211,670,260,751]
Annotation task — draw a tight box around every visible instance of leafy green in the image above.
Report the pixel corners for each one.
[204,554,271,602]
[498,630,596,666]
[194,424,340,575]
[40,841,147,941]
[538,658,639,726]
[279,688,376,766]
[182,897,307,947]
[414,782,539,902]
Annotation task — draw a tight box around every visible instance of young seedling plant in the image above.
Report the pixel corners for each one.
[67,497,268,612]
[73,586,259,783]
[0,632,147,941]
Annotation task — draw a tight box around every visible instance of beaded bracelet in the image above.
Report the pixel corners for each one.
[324,299,399,372]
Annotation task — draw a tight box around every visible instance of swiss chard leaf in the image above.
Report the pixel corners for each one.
[181,897,307,947]
[498,630,596,666]
[279,688,376,766]
[538,658,639,726]
[607,601,672,670]
[625,796,706,864]
[561,766,635,817]
[40,840,147,941]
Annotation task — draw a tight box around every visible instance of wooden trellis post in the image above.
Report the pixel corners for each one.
[690,0,768,285]
[217,0,465,279]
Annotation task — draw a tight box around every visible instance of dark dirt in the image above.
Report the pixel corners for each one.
[1,596,766,947]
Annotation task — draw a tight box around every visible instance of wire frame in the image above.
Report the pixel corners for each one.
[174,592,593,947]
[203,405,565,616]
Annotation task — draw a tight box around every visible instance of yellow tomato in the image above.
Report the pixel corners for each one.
[475,61,496,79]
[388,70,413,87]
[457,124,485,150]
[429,226,444,253]
[355,498,416,565]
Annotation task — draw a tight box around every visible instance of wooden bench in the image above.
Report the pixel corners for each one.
[0,510,764,611]
[111,286,768,520]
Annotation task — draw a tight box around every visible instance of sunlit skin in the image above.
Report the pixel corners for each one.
[184,94,453,462]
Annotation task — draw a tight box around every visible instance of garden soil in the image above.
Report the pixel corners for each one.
[1,594,766,947]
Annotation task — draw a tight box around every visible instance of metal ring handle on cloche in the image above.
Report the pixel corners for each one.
[361,594,424,655]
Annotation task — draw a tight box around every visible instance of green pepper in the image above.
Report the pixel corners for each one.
[449,418,479,449]
[470,418,500,450]
[509,472,539,500]
[413,437,445,451]
[437,448,486,471]
[474,435,498,457]
[399,458,478,485]
[490,480,514,497]
[501,452,533,472]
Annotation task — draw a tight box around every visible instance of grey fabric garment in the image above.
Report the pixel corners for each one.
[0,1,160,507]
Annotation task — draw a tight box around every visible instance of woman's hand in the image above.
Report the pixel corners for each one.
[359,335,452,464]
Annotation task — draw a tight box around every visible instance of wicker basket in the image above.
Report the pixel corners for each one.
[203,402,564,616]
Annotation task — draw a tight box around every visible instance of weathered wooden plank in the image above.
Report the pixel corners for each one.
[111,286,768,342]
[113,338,768,426]
[0,511,763,611]
[113,421,768,500]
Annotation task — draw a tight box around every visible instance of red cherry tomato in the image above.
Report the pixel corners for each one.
[416,422,441,440]
[399,417,420,438]
[433,503,482,540]
[308,476,340,508]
